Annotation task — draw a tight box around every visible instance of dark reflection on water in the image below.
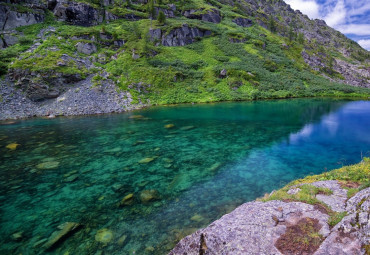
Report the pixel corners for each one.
[0,98,369,254]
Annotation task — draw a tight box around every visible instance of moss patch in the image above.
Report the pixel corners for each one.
[275,217,324,255]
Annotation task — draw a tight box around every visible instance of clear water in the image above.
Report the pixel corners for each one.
[0,98,369,255]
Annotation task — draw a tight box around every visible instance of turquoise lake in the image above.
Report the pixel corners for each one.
[1,98,370,254]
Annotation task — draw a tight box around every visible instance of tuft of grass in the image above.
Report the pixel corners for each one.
[328,212,347,227]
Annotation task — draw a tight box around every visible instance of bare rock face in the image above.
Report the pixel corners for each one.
[169,201,330,255]
[301,51,370,88]
[155,5,176,18]
[232,17,253,27]
[51,0,103,26]
[149,25,212,47]
[183,9,221,24]
[76,42,97,55]
[0,5,44,31]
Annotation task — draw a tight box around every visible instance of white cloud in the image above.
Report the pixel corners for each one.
[358,39,370,50]
[347,2,370,17]
[284,0,321,19]
[323,0,347,27]
[336,24,370,35]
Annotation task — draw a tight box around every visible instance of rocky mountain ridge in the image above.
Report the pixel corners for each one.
[0,0,370,119]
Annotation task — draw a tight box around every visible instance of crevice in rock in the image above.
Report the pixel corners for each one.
[199,233,207,255]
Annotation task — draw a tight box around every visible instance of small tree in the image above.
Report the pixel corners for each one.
[288,26,295,42]
[269,16,277,33]
[147,0,155,19]
[157,11,166,25]
[297,32,305,44]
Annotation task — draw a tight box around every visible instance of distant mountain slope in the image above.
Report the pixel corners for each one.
[0,0,369,108]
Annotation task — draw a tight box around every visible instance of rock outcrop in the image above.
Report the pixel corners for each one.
[0,4,44,48]
[170,183,370,255]
[149,25,212,46]
[183,9,221,23]
[51,0,103,26]
[302,51,370,88]
[155,4,176,18]
[0,5,44,31]
[76,42,97,55]
[232,17,253,27]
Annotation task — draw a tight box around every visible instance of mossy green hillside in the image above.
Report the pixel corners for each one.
[1,0,370,104]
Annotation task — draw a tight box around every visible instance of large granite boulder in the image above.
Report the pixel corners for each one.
[149,25,212,47]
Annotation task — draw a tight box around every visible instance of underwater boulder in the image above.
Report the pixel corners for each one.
[43,222,81,250]
[140,190,160,203]
[95,228,113,244]
[120,193,134,206]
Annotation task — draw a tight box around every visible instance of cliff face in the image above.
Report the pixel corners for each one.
[0,0,369,118]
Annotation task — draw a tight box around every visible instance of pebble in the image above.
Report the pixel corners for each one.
[164,124,175,129]
[64,174,78,183]
[117,234,127,246]
[138,157,156,164]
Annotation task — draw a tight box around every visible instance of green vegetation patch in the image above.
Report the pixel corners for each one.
[260,158,370,227]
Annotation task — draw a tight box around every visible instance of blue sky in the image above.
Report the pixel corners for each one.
[283,0,370,50]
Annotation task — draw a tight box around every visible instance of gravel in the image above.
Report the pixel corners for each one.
[0,76,144,120]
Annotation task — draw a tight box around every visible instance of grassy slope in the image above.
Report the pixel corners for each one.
[1,0,370,105]
[260,157,370,226]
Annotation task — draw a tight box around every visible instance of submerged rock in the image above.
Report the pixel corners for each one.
[11,231,23,241]
[138,157,156,164]
[120,193,134,206]
[6,143,20,150]
[164,124,175,129]
[36,161,60,169]
[43,222,81,250]
[140,190,160,203]
[180,126,195,131]
[129,115,145,119]
[64,174,78,183]
[117,234,127,246]
[190,214,204,222]
[95,228,113,244]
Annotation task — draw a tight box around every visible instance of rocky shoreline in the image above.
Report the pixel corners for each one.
[170,180,370,255]
[0,76,144,121]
